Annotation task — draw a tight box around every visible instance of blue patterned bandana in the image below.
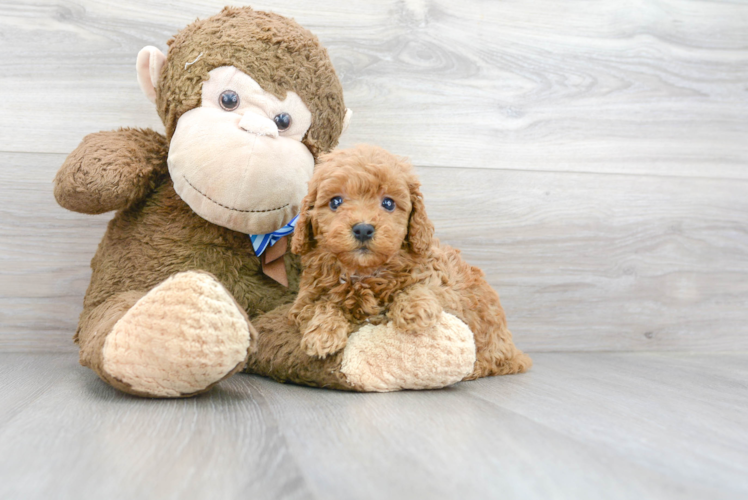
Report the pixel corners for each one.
[249,215,299,257]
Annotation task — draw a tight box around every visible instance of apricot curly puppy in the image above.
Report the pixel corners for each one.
[290,145,531,379]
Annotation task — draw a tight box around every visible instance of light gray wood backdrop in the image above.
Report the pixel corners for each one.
[1,0,747,352]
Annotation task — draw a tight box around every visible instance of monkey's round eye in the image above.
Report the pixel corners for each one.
[219,90,240,111]
[274,112,291,131]
[329,196,343,211]
[381,197,396,212]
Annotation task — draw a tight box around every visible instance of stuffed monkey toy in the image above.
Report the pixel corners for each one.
[53,7,477,397]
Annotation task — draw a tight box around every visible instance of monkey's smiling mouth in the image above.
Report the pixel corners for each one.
[182,175,289,213]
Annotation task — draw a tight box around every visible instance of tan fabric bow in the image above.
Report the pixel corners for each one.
[260,235,288,287]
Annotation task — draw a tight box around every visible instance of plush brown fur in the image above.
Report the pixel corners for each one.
[53,128,169,214]
[55,7,505,396]
[290,145,532,378]
[246,304,357,390]
[157,7,346,156]
[54,7,355,395]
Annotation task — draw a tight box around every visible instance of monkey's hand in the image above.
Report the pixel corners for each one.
[54,128,168,214]
[300,303,351,358]
[388,284,443,334]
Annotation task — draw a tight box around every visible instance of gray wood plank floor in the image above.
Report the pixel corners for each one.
[1,352,746,500]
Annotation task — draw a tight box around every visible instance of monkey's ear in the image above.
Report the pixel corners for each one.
[406,182,435,256]
[136,46,167,104]
[291,188,317,256]
[342,109,353,134]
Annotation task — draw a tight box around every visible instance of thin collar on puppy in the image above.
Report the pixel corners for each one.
[339,270,382,284]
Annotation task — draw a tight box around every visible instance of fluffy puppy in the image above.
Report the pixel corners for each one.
[289,145,531,379]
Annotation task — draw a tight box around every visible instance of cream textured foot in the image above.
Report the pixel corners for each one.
[102,271,251,397]
[340,312,476,392]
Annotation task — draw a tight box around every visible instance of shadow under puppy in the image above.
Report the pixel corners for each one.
[290,145,531,379]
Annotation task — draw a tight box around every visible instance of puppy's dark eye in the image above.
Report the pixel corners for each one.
[329,196,344,211]
[381,197,396,212]
[219,90,240,111]
[274,112,292,131]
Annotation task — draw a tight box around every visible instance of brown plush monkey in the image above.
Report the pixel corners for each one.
[54,7,477,397]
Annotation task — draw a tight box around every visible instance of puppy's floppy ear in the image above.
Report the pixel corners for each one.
[291,186,317,255]
[406,181,434,255]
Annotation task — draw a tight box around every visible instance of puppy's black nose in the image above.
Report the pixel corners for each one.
[352,223,375,242]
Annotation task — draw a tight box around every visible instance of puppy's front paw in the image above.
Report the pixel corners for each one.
[389,285,444,334]
[301,320,349,358]
[390,299,442,334]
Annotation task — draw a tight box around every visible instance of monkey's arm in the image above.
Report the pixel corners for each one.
[54,128,168,214]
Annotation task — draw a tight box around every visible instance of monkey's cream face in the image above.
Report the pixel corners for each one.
[168,66,315,234]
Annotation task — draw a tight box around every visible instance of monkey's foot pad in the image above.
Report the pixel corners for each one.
[341,312,476,392]
[102,271,251,397]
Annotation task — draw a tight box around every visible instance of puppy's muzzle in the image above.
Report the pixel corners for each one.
[352,223,375,243]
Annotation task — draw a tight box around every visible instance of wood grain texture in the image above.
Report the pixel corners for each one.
[420,167,748,351]
[2,152,747,351]
[461,352,748,496]
[0,353,314,500]
[0,152,108,351]
[1,0,747,352]
[0,352,746,500]
[0,0,747,178]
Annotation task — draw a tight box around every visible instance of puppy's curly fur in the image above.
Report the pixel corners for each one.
[290,145,531,379]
